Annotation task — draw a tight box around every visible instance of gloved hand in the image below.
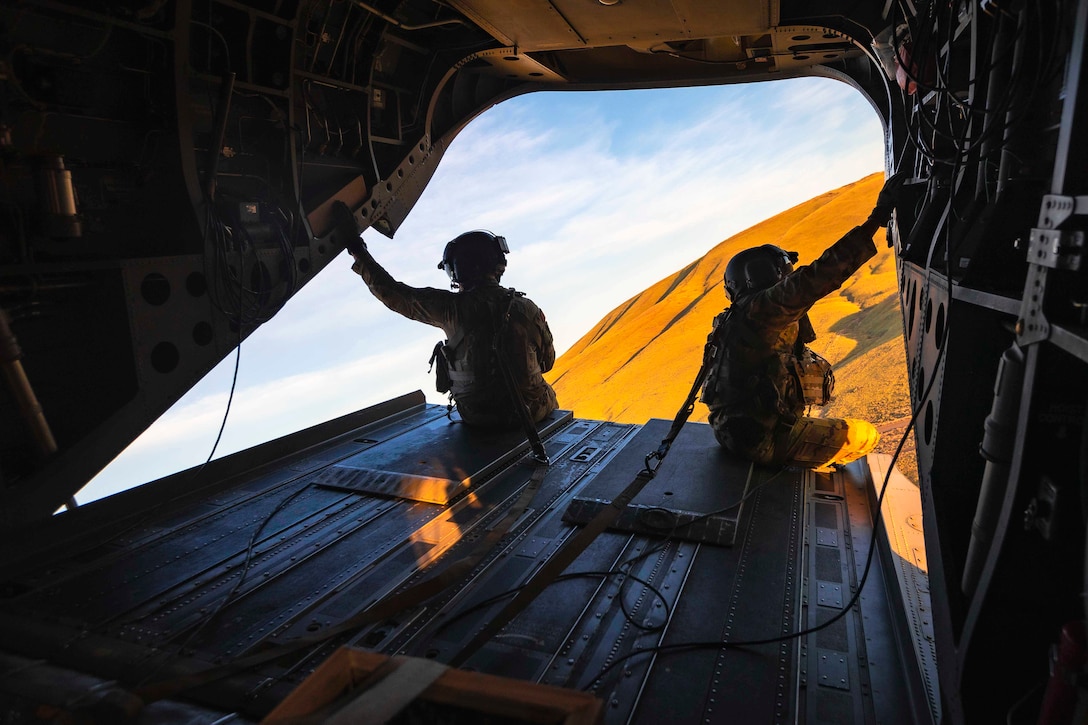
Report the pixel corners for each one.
[869,171,909,226]
[345,233,367,258]
[332,201,367,257]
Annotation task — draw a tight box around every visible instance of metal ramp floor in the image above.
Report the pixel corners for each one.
[0,395,936,723]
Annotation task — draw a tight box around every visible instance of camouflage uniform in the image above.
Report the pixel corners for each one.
[352,249,558,428]
[702,226,880,469]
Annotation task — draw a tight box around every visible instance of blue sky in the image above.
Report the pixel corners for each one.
[78,77,885,503]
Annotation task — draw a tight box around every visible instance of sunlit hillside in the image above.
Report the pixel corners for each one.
[547,173,917,480]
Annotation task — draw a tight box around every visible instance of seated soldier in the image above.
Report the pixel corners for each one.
[347,226,558,429]
[701,174,904,471]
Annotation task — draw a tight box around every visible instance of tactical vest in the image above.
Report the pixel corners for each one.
[430,288,530,400]
[701,304,834,419]
[793,346,835,406]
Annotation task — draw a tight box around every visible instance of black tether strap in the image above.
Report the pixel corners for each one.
[644,325,717,473]
[448,332,717,667]
[493,291,550,464]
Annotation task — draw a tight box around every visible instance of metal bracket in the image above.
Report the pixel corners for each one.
[355,135,437,237]
[1027,228,1085,271]
[1016,194,1088,345]
[470,47,567,82]
[1036,194,1088,228]
[1017,265,1051,345]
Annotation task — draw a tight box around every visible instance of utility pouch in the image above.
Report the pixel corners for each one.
[428,340,452,394]
[794,347,835,406]
[699,310,731,406]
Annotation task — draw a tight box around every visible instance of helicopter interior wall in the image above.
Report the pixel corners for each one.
[899,263,1018,620]
[952,340,1088,714]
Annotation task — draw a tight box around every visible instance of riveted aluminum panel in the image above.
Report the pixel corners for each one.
[562,419,754,546]
[314,410,570,503]
[447,0,772,52]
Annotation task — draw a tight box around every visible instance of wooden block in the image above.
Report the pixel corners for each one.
[263,647,602,725]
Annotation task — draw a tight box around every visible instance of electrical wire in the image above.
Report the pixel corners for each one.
[190,19,232,75]
[431,569,674,638]
[92,90,306,648]
[892,0,1064,171]
[203,186,300,329]
[648,47,756,68]
[126,434,375,686]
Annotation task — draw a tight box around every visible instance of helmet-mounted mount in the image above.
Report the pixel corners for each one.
[438,230,509,290]
[724,244,799,301]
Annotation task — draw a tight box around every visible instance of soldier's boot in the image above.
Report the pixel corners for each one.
[782,417,880,472]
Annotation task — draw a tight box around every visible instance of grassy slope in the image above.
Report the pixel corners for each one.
[547,173,917,478]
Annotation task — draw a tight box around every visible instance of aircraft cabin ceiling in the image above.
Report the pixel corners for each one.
[421,0,869,83]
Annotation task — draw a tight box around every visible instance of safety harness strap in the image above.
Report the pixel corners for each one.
[492,290,550,464]
[645,315,719,472]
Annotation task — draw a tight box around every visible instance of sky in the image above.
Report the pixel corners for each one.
[77,76,886,504]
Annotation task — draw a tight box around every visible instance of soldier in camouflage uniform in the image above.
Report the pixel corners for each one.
[348,229,558,429]
[701,174,905,471]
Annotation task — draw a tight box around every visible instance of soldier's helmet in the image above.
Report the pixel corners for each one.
[724,244,799,301]
[438,230,509,290]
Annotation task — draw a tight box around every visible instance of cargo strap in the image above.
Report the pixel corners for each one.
[448,331,717,667]
[136,456,549,704]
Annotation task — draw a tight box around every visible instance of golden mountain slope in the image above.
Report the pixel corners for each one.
[547,173,916,477]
